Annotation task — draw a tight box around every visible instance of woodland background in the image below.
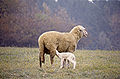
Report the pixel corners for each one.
[0,0,120,50]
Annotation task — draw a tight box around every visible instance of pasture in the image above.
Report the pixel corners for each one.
[0,47,120,79]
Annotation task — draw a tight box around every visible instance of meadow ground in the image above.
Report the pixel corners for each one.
[0,47,120,79]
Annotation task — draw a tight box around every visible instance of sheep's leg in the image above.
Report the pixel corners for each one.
[39,51,45,68]
[39,40,45,64]
[40,51,45,63]
[60,59,64,69]
[50,55,54,65]
[39,52,42,68]
[50,50,56,65]
[67,45,75,53]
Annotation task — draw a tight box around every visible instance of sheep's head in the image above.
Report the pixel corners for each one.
[70,25,88,39]
[77,25,88,37]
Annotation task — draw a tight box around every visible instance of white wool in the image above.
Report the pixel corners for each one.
[56,50,76,69]
[77,25,86,30]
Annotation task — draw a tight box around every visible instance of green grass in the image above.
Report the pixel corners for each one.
[0,47,120,79]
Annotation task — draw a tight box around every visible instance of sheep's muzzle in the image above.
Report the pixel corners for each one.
[83,30,88,37]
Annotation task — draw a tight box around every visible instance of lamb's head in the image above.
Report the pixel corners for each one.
[70,25,88,39]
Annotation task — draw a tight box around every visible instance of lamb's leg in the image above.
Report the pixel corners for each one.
[60,59,64,69]
[66,60,70,68]
[63,59,66,68]
[73,61,76,69]
[71,60,76,69]
[68,59,76,69]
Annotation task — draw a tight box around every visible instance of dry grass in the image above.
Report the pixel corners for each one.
[0,47,120,79]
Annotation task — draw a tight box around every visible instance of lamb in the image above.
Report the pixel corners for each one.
[56,50,76,69]
[38,25,88,68]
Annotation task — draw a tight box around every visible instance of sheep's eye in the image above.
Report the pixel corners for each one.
[79,30,82,32]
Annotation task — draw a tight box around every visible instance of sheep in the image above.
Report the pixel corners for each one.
[38,25,88,68]
[56,50,76,69]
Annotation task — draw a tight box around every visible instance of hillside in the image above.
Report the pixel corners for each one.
[0,0,120,50]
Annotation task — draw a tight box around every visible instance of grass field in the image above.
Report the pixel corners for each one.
[0,47,120,79]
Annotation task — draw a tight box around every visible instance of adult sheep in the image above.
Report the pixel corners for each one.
[38,25,88,68]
